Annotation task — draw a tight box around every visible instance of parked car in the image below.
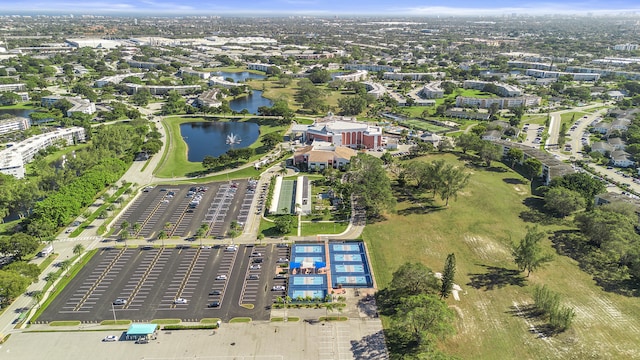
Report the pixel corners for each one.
[113,298,127,305]
[209,290,222,295]
[102,335,118,342]
[207,301,221,308]
[135,338,149,344]
[216,275,227,280]
[271,285,286,291]
[277,258,289,263]
[249,264,262,270]
[248,274,260,280]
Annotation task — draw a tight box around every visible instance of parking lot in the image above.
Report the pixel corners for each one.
[38,244,291,323]
[113,181,256,240]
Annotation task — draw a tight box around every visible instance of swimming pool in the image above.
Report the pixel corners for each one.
[293,245,324,254]
[291,289,326,300]
[335,276,370,286]
[331,243,361,252]
[334,264,365,273]
[333,253,363,262]
[292,276,325,285]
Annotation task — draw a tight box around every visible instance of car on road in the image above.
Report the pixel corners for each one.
[272,285,286,291]
[113,298,127,305]
[102,335,118,342]
[208,301,221,308]
[174,298,188,304]
[209,289,222,295]
[249,264,261,270]
[216,274,227,280]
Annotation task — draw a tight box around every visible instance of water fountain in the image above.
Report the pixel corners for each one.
[226,133,242,145]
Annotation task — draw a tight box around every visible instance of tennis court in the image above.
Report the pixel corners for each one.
[276,180,295,214]
[329,242,374,288]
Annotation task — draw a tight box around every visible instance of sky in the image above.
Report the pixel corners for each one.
[0,0,639,16]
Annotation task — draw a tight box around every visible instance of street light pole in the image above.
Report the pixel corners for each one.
[112,303,117,322]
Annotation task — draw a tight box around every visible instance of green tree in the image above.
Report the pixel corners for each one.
[505,147,524,168]
[456,133,480,154]
[73,243,85,257]
[0,270,31,306]
[5,262,40,282]
[274,215,295,235]
[479,141,502,167]
[390,262,440,296]
[512,226,553,277]
[523,158,542,181]
[346,154,396,218]
[0,233,40,260]
[440,253,456,299]
[549,172,606,210]
[544,187,586,217]
[438,165,470,206]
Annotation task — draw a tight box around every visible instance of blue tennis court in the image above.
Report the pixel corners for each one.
[333,253,363,262]
[292,275,325,285]
[329,241,373,288]
[293,256,324,263]
[291,289,326,300]
[294,245,324,254]
[334,264,365,273]
[334,276,370,286]
[331,244,360,252]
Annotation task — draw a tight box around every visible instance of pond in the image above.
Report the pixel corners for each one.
[216,71,266,83]
[179,121,260,162]
[0,108,36,118]
[229,90,273,115]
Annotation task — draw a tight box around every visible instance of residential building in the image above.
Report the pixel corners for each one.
[418,83,444,99]
[607,137,626,151]
[123,83,200,95]
[94,73,144,87]
[0,117,30,135]
[592,121,611,134]
[455,96,541,109]
[363,82,386,98]
[591,141,613,154]
[333,70,368,82]
[0,83,26,93]
[611,150,635,168]
[126,59,168,69]
[382,72,446,81]
[178,67,211,80]
[482,130,502,141]
[418,133,441,147]
[299,116,383,149]
[209,76,242,88]
[463,80,523,97]
[344,63,400,73]
[492,139,574,184]
[508,61,557,71]
[566,67,640,81]
[0,127,86,178]
[524,69,600,81]
[194,89,222,108]
[41,96,96,117]
[613,43,639,51]
[611,118,631,131]
[247,63,280,73]
[293,141,358,171]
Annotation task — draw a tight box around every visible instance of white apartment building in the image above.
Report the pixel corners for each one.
[525,69,600,81]
[382,72,446,81]
[0,117,30,135]
[507,61,556,71]
[0,127,86,178]
[455,96,541,109]
[363,82,386,98]
[178,67,211,80]
[123,83,201,95]
[565,67,640,81]
[418,83,444,99]
[41,96,96,117]
[0,83,26,92]
[463,80,523,97]
[344,63,400,73]
[614,43,639,51]
[247,63,280,72]
[208,76,243,88]
[94,73,144,87]
[333,70,368,82]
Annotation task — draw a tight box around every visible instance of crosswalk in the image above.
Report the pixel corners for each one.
[57,236,102,242]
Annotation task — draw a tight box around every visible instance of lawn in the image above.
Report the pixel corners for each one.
[402,119,450,133]
[300,221,348,236]
[363,152,640,359]
[258,217,297,238]
[154,116,287,178]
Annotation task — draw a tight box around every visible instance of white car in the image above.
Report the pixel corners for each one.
[102,335,118,342]
[249,264,261,270]
[216,274,227,280]
[174,298,188,304]
[271,285,286,291]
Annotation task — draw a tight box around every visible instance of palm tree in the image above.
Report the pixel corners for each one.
[31,290,43,309]
[73,243,85,257]
[164,222,173,236]
[60,259,72,276]
[120,220,130,235]
[44,272,59,284]
[157,230,167,247]
[132,223,141,237]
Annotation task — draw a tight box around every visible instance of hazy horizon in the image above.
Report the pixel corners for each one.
[0,0,639,17]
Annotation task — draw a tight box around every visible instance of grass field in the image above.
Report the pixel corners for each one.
[276,180,295,214]
[402,119,450,132]
[155,116,286,178]
[300,221,348,236]
[363,152,640,359]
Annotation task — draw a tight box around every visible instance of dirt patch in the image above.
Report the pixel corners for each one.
[513,185,528,195]
[463,234,511,261]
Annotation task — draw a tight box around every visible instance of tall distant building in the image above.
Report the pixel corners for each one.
[134,18,138,26]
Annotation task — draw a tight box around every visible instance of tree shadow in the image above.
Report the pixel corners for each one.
[506,303,558,338]
[503,178,527,185]
[397,205,446,216]
[467,265,527,290]
[356,294,379,318]
[486,166,508,172]
[350,330,389,360]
